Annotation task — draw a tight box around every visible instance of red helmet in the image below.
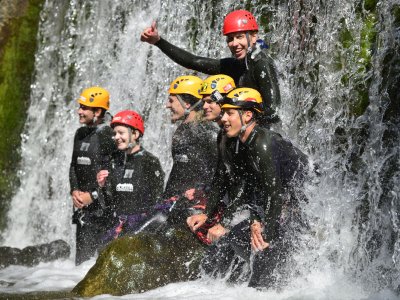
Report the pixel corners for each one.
[111,110,144,135]
[222,10,258,35]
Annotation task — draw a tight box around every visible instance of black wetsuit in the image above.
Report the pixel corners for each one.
[202,126,308,287]
[163,121,219,223]
[163,121,219,199]
[69,123,116,265]
[106,149,164,215]
[100,148,164,242]
[155,38,281,121]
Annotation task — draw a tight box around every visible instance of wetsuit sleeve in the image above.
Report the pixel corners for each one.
[252,52,281,118]
[97,126,117,170]
[144,156,165,207]
[205,132,227,219]
[69,131,79,193]
[204,159,228,220]
[249,133,284,243]
[155,37,221,74]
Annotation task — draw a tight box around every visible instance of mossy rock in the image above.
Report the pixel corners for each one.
[73,226,205,297]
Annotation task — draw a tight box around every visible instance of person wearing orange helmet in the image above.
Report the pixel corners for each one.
[69,86,117,265]
[200,74,236,125]
[187,88,309,287]
[141,9,280,125]
[96,110,164,244]
[159,75,219,225]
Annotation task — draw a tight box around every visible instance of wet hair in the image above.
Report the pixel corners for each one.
[98,108,106,118]
[180,94,202,111]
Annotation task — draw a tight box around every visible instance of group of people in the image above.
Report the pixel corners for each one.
[69,9,309,289]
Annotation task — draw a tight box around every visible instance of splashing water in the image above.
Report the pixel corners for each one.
[0,0,399,298]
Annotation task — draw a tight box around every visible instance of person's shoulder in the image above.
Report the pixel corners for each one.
[249,126,282,148]
[74,126,91,139]
[251,48,274,65]
[141,149,162,164]
[197,121,219,140]
[96,123,113,134]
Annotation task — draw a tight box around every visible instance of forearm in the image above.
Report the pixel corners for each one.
[155,37,221,74]
[69,165,79,193]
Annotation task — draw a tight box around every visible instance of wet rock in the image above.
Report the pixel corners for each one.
[73,226,205,297]
[0,239,70,269]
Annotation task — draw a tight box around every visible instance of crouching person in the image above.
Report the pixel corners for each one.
[97,110,165,245]
[188,88,309,289]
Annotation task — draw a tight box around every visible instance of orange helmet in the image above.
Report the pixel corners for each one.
[200,75,236,96]
[78,86,110,110]
[168,75,203,99]
[221,88,263,113]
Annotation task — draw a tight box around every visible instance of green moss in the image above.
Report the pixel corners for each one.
[186,16,199,50]
[364,0,378,12]
[73,227,204,297]
[392,5,400,27]
[0,0,44,232]
[335,11,377,117]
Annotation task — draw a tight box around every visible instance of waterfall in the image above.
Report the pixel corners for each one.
[1,0,399,296]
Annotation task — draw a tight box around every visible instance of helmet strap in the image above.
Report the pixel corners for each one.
[246,32,252,53]
[176,94,191,118]
[235,110,255,154]
[176,95,202,121]
[126,127,138,151]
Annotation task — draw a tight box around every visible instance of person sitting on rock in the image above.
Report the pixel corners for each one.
[200,74,236,126]
[159,75,219,225]
[187,88,309,288]
[96,110,165,244]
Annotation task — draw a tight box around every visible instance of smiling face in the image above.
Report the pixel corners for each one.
[113,125,138,151]
[221,108,242,137]
[78,104,101,125]
[202,96,222,121]
[166,95,187,123]
[226,31,257,60]
[221,108,254,137]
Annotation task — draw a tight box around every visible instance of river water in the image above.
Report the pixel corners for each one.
[0,0,399,299]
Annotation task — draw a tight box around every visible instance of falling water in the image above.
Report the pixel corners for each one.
[0,0,399,298]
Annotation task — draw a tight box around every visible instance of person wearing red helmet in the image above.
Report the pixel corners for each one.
[140,9,281,125]
[96,110,164,244]
[69,86,117,265]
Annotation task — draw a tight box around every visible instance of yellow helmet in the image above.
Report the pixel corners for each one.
[200,75,236,96]
[78,86,110,110]
[221,88,264,112]
[168,75,203,99]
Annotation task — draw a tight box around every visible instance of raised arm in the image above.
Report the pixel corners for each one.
[141,21,221,74]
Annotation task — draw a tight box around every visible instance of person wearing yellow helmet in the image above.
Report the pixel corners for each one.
[140,10,280,125]
[161,75,219,223]
[187,87,309,288]
[69,86,117,265]
[200,74,236,124]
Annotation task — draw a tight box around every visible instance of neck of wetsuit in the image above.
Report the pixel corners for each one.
[244,32,253,70]
[235,110,254,153]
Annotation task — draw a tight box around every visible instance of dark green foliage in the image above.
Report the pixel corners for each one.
[0,0,44,233]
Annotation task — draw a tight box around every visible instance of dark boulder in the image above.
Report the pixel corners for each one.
[0,239,70,269]
[73,226,205,297]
